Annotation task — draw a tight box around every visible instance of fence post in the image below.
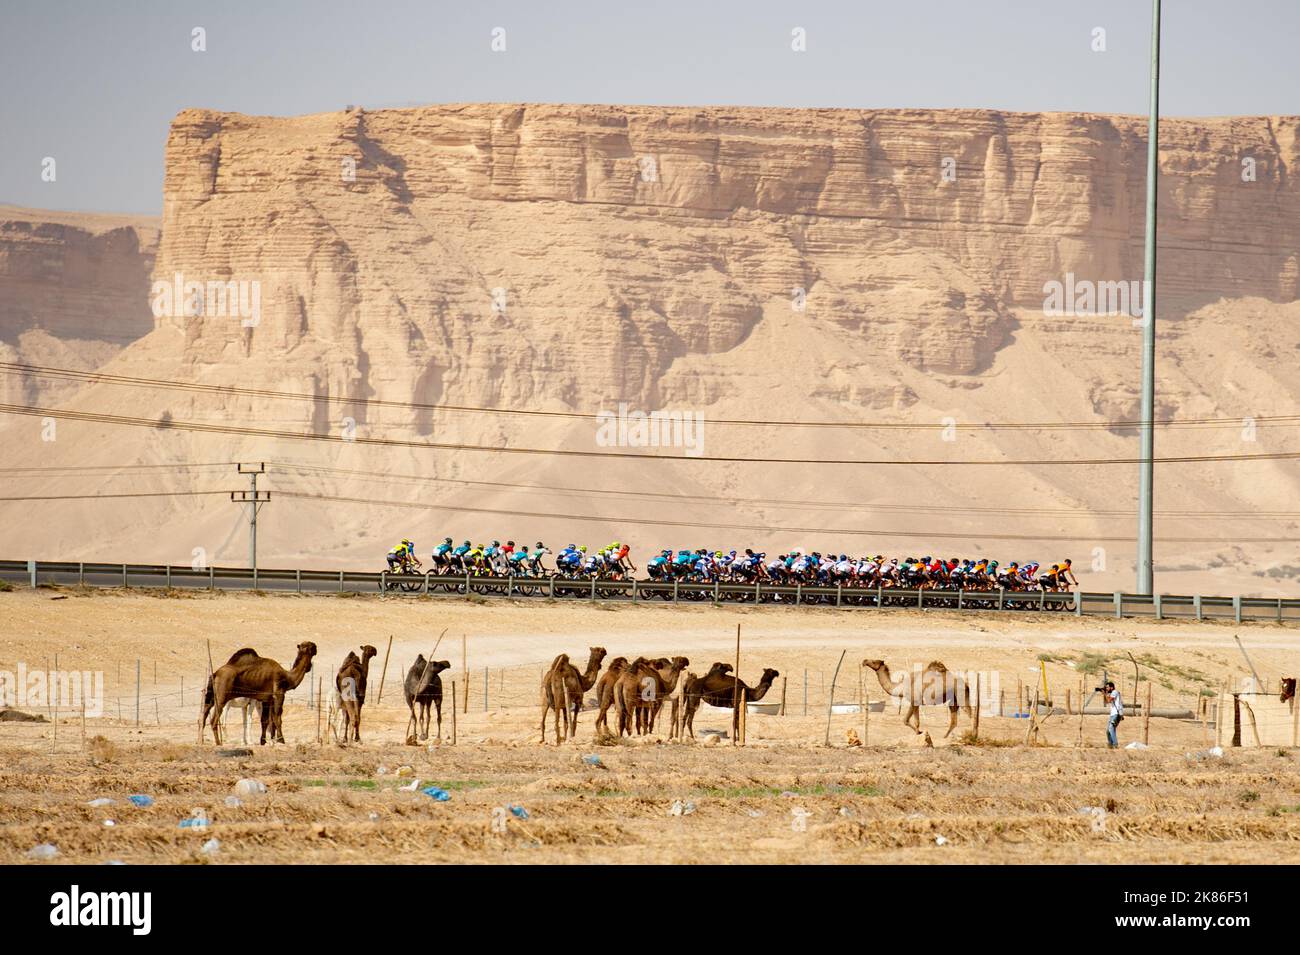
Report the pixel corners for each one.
[1038,588,1045,611]
[296,568,302,593]
[78,561,84,587]
[123,563,128,588]
[1233,595,1242,624]
[917,589,924,610]
[1154,593,1163,620]
[28,559,36,589]
[209,565,215,590]
[338,569,344,592]
[836,583,842,607]
[631,577,637,601]
[1194,594,1202,621]
[166,564,171,589]
[1114,591,1123,619]
[714,579,720,605]
[506,575,513,598]
[997,587,1004,611]
[380,571,386,593]
[957,589,963,610]
[673,579,679,604]
[423,572,429,595]
[1279,598,1284,624]
[796,583,802,604]
[1074,591,1082,615]
[549,575,555,598]
[590,577,596,601]
[252,565,258,590]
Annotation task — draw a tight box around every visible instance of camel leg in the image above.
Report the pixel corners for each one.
[355,704,362,743]
[905,703,921,734]
[208,693,224,746]
[434,699,442,742]
[945,704,958,739]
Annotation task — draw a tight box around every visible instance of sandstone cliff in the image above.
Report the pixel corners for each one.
[2,104,1298,595]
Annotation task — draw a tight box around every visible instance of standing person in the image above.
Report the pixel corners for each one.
[1105,680,1124,748]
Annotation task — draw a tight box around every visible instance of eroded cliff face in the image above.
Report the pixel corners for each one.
[152,104,1298,422]
[0,206,159,403]
[3,104,1299,595]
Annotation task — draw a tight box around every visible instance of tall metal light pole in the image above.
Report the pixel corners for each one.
[1137,0,1161,595]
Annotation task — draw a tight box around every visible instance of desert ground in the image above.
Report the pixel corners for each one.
[1,586,1298,864]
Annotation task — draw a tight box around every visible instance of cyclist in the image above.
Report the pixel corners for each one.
[451,539,472,572]
[432,536,454,571]
[387,539,419,573]
[529,542,551,576]
[507,544,530,574]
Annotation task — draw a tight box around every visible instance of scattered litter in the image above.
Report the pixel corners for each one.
[103,860,126,866]
[26,843,58,860]
[838,807,853,817]
[200,838,220,855]
[745,809,764,817]
[668,800,696,817]
[178,808,209,831]
[224,796,243,808]
[127,794,154,808]
[581,754,602,766]
[1124,741,1149,750]
[103,819,116,827]
[395,765,415,778]
[398,778,422,792]
[234,778,267,797]
[509,805,530,820]
[87,797,115,807]
[1208,746,1224,758]
[934,835,949,846]
[368,812,380,822]
[421,786,451,802]
[376,765,389,775]
[779,790,798,798]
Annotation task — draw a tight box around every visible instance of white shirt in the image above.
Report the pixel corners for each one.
[1108,689,1123,718]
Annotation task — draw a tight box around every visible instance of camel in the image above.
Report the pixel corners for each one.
[614,656,690,736]
[404,656,452,741]
[863,658,971,738]
[680,665,779,739]
[540,647,606,744]
[335,645,378,743]
[594,656,631,735]
[1281,678,1296,705]
[201,642,317,745]
[668,662,733,739]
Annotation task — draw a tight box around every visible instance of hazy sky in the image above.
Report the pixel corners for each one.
[3,0,1298,214]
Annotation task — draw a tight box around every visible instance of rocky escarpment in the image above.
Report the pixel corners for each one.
[151,104,1299,422]
[0,206,159,403]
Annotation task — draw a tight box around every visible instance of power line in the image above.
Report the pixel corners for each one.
[0,490,227,501]
[4,402,1300,466]
[274,490,1300,544]
[2,360,1294,432]
[272,461,1300,521]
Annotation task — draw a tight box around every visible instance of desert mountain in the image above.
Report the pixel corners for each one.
[1,104,1297,595]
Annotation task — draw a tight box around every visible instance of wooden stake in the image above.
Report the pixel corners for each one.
[731,623,741,745]
[1077,679,1084,746]
[376,635,393,704]
[972,673,981,741]
[779,676,787,716]
[316,676,323,744]
[863,687,870,746]
[824,649,847,747]
[1293,686,1299,747]
[80,696,86,749]
[451,681,458,745]
[1065,688,1072,716]
[739,688,748,745]
[1143,682,1152,745]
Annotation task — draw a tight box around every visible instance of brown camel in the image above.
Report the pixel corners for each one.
[404,655,452,741]
[669,662,733,739]
[680,664,779,739]
[540,647,607,744]
[201,642,317,745]
[614,656,689,736]
[863,658,971,738]
[335,645,378,742]
[594,656,631,735]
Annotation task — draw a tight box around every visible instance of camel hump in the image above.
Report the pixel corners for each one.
[553,653,570,669]
[226,648,261,665]
[926,660,949,673]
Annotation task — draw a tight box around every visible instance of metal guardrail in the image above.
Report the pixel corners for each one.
[3,558,1299,623]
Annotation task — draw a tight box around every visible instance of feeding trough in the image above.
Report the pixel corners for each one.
[746,700,780,716]
[829,702,862,715]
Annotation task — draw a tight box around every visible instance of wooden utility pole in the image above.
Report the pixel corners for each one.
[451,681,458,745]
[779,676,787,716]
[824,650,846,746]
[972,673,981,741]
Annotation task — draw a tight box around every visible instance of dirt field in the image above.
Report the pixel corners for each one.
[1,586,1298,864]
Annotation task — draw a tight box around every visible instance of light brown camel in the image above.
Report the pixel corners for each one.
[594,656,631,735]
[863,658,971,738]
[335,645,378,743]
[614,656,689,736]
[680,665,779,739]
[668,662,733,739]
[201,642,317,745]
[540,647,607,744]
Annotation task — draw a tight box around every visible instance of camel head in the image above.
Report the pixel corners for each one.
[1282,677,1296,703]
[649,657,671,669]
[862,659,885,672]
[361,645,378,662]
[759,667,780,684]
[296,642,318,669]
[430,660,452,674]
[668,655,690,673]
[587,647,608,666]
